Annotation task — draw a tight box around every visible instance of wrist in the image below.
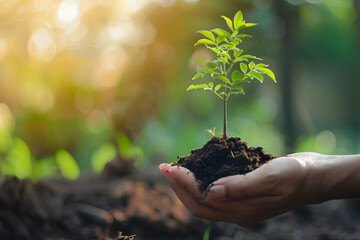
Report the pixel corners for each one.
[307,154,360,203]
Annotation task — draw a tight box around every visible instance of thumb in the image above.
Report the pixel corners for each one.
[207,167,275,201]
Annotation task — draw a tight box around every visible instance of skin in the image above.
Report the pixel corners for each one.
[159,152,360,228]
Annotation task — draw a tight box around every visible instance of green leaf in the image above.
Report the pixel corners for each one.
[234,11,243,31]
[214,84,221,92]
[249,61,255,70]
[194,39,216,46]
[221,16,234,32]
[211,28,231,38]
[233,49,243,57]
[207,62,217,69]
[241,55,263,60]
[232,85,244,93]
[255,63,268,68]
[215,76,231,84]
[208,82,213,89]
[245,23,257,28]
[221,52,232,60]
[196,59,206,65]
[236,34,251,38]
[231,31,239,39]
[233,78,249,84]
[207,47,220,55]
[197,30,216,42]
[56,149,80,180]
[248,72,263,83]
[231,91,245,95]
[192,73,203,80]
[257,68,277,83]
[231,70,241,81]
[234,57,249,62]
[187,84,210,91]
[216,35,226,44]
[218,84,231,89]
[240,63,247,73]
[221,43,236,48]
[91,143,116,173]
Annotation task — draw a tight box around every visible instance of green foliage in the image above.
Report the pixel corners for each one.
[91,143,116,173]
[55,149,80,180]
[187,10,277,102]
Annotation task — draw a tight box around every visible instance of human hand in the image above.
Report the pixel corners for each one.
[159,152,323,228]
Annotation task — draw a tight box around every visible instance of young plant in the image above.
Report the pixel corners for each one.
[187,11,276,139]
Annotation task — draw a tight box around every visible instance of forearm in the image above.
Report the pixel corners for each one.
[307,154,360,203]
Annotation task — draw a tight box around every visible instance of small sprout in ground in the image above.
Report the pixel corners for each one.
[187,10,277,139]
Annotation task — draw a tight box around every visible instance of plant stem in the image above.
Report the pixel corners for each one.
[223,99,227,139]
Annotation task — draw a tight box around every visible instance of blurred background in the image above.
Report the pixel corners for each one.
[0,0,359,181]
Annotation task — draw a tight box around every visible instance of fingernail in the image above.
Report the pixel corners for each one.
[207,185,226,201]
[159,163,169,169]
[167,169,175,177]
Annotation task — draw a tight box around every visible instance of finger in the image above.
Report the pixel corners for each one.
[159,164,230,221]
[206,164,278,201]
[167,166,204,200]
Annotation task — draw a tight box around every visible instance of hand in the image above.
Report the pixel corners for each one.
[159,153,322,228]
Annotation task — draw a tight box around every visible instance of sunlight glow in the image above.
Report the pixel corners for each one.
[0,39,7,61]
[27,28,56,61]
[56,0,79,26]
[0,103,14,131]
[153,0,176,7]
[19,83,54,112]
[123,0,150,13]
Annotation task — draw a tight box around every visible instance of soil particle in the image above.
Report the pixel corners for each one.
[174,136,276,192]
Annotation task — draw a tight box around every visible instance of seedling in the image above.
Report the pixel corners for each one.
[187,11,276,139]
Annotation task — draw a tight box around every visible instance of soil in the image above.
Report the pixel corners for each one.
[174,136,276,192]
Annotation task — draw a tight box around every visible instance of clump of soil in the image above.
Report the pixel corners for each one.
[174,136,276,192]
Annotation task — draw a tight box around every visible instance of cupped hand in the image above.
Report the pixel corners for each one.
[159,152,322,228]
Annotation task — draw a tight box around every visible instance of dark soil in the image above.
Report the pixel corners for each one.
[174,136,276,192]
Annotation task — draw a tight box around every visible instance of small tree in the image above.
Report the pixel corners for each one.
[187,11,276,139]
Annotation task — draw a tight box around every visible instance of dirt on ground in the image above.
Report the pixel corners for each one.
[1,149,360,240]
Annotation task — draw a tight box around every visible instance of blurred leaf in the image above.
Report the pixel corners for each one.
[232,86,244,93]
[221,16,234,32]
[233,11,243,31]
[55,149,80,180]
[216,35,226,44]
[0,129,12,152]
[192,73,203,80]
[249,61,255,70]
[248,72,263,83]
[233,49,243,58]
[91,143,116,173]
[187,84,210,90]
[240,63,247,73]
[215,84,221,92]
[32,157,57,180]
[196,59,206,65]
[255,63,268,68]
[206,62,217,69]
[7,138,32,179]
[197,30,216,42]
[245,23,257,28]
[215,76,231,84]
[208,82,213,89]
[232,70,241,81]
[236,34,251,38]
[211,28,231,38]
[241,55,262,60]
[257,68,277,83]
[194,39,216,46]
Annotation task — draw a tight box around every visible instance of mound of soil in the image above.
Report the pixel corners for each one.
[174,136,276,192]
